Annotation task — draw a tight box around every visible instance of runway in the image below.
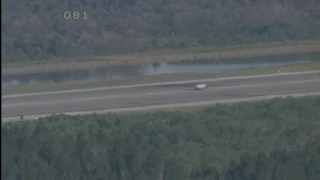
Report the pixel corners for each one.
[2,71,320,122]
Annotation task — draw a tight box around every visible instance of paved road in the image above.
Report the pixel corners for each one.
[2,71,320,122]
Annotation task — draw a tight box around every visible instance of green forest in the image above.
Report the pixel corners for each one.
[2,0,320,63]
[2,96,320,180]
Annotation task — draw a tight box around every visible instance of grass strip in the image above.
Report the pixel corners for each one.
[2,40,320,75]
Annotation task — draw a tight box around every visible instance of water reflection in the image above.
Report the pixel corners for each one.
[2,53,319,87]
[142,62,287,75]
[2,66,142,87]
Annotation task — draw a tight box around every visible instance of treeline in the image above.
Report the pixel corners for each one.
[2,0,320,63]
[2,96,320,180]
[223,140,320,180]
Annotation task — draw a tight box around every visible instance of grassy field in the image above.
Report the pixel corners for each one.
[2,40,320,75]
[119,95,320,115]
[3,62,320,95]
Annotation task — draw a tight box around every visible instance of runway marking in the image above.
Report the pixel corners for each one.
[3,70,320,98]
[3,79,320,108]
[3,91,320,123]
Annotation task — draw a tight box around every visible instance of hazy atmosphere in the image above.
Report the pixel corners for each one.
[2,0,320,180]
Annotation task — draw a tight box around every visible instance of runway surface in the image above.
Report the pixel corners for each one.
[2,71,320,122]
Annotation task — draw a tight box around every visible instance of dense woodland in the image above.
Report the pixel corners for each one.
[2,0,320,63]
[2,96,320,180]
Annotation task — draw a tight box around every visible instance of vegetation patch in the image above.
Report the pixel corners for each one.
[2,0,320,64]
[2,96,320,179]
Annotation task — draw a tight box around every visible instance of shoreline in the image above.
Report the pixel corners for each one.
[2,40,320,76]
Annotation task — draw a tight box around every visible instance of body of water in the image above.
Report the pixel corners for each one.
[2,53,319,87]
